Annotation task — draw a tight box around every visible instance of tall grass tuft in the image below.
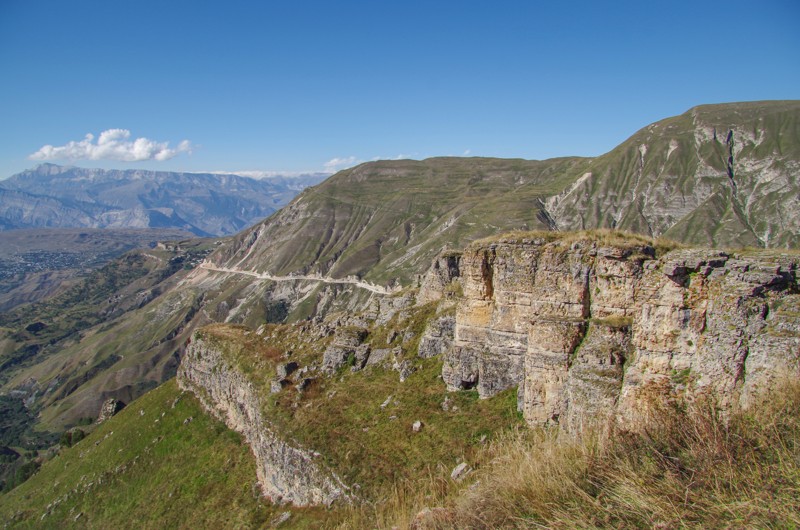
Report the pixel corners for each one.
[362,380,800,529]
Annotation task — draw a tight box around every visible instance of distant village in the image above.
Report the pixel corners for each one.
[0,251,90,278]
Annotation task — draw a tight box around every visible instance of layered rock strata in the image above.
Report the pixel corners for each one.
[176,233,799,507]
[177,335,351,506]
[442,236,800,430]
[418,315,456,359]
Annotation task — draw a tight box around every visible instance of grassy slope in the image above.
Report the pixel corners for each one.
[1,101,798,526]
[395,381,800,529]
[1,232,314,434]
[0,241,208,378]
[0,300,523,528]
[1,307,793,529]
[2,231,797,528]
[554,100,800,248]
[0,239,218,431]
[212,156,590,286]
[0,379,335,529]
[210,101,800,297]
[0,381,268,528]
[5,103,796,429]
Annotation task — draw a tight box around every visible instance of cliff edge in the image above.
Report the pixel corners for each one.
[177,330,352,506]
[176,231,800,508]
[442,232,799,431]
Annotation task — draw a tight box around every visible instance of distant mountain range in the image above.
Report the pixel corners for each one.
[0,164,328,236]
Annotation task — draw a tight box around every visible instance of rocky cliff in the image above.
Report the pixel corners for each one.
[440,232,800,431]
[209,101,800,300]
[4,101,799,444]
[177,331,351,506]
[172,231,800,508]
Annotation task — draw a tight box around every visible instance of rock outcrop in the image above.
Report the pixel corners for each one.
[442,234,800,431]
[172,231,800,508]
[177,335,351,506]
[322,327,368,373]
[96,398,125,424]
[418,315,456,359]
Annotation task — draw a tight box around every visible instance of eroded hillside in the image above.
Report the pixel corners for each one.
[3,100,799,445]
[547,101,800,247]
[212,101,800,296]
[2,230,799,528]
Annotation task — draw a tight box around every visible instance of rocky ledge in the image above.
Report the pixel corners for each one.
[177,334,352,506]
[440,234,799,431]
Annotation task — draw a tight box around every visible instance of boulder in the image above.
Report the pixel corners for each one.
[97,398,125,424]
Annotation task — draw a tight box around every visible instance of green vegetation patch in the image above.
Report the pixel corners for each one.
[271,358,521,492]
[0,380,320,529]
[198,302,523,501]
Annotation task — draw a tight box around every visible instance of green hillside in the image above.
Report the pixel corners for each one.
[550,100,800,248]
[0,239,217,431]
[4,100,800,438]
[212,156,590,285]
[212,101,800,295]
[0,380,293,529]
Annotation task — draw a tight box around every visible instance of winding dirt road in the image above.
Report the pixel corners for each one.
[198,263,391,294]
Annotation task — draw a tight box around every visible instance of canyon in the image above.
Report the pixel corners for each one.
[2,100,799,526]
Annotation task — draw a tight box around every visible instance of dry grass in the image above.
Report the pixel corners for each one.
[358,380,800,529]
[472,229,683,257]
[336,471,453,529]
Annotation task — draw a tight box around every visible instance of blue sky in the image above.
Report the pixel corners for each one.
[0,0,798,178]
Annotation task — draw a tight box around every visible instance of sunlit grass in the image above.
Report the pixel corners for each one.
[363,380,800,529]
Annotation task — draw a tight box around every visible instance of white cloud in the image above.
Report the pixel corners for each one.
[206,170,329,179]
[29,129,192,162]
[327,153,418,171]
[372,154,414,161]
[323,156,362,173]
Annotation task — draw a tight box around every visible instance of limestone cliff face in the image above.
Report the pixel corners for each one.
[442,235,800,431]
[177,336,351,506]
